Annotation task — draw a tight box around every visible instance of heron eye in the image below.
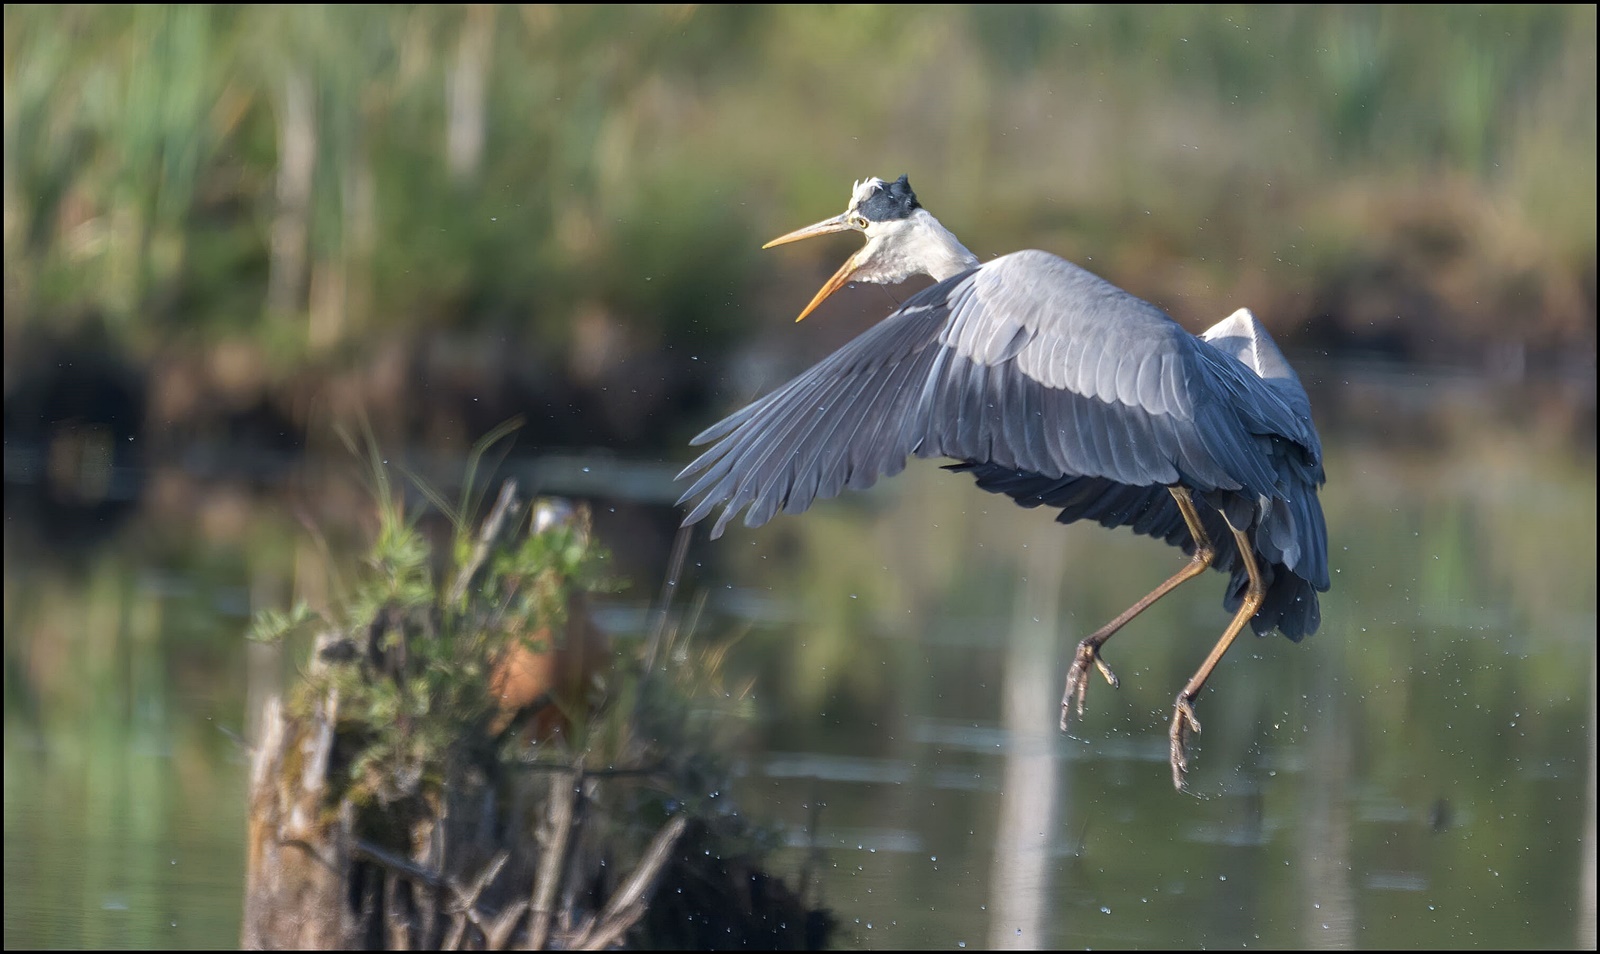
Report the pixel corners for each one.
[850,215,869,230]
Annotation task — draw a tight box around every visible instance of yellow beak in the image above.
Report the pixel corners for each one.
[763,213,863,322]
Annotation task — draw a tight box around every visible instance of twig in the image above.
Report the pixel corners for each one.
[439,851,510,951]
[555,780,593,939]
[526,766,582,950]
[680,589,709,659]
[445,911,468,952]
[565,912,598,949]
[449,851,510,914]
[643,524,693,672]
[383,869,412,950]
[353,839,447,889]
[598,815,690,922]
[480,900,527,951]
[570,814,689,951]
[441,915,467,947]
[573,902,645,952]
[448,480,522,606]
[512,758,665,780]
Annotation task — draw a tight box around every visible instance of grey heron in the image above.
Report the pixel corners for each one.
[675,175,1329,790]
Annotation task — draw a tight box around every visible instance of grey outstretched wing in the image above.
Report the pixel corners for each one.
[677,250,1308,539]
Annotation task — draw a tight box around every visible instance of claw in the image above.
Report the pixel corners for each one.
[1092,653,1119,689]
[1059,639,1120,732]
[1168,696,1202,791]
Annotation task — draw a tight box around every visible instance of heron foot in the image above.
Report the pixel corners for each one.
[1168,696,1202,791]
[1058,639,1120,732]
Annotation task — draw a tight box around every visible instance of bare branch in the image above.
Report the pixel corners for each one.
[571,815,689,951]
[450,851,510,914]
[525,766,582,950]
[353,839,446,889]
[480,900,527,951]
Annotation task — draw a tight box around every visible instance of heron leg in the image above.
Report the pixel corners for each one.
[1169,522,1266,792]
[1060,486,1216,731]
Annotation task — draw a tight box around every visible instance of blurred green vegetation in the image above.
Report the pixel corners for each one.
[3,5,1594,393]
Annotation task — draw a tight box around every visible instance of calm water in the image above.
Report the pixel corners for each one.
[4,370,1595,949]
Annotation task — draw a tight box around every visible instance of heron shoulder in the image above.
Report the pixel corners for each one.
[972,250,1189,334]
[1195,308,1321,459]
[1200,308,1301,385]
[936,249,1197,406]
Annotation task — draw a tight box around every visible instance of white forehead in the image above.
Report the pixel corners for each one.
[847,178,890,211]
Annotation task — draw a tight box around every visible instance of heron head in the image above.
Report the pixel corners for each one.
[763,175,932,321]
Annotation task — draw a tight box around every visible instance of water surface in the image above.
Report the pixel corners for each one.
[4,370,1595,949]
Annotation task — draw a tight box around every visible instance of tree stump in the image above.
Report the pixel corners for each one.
[241,482,831,950]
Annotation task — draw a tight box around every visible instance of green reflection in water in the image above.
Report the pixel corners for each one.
[3,407,1595,949]
[4,554,253,948]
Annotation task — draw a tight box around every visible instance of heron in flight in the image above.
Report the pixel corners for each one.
[676,175,1329,790]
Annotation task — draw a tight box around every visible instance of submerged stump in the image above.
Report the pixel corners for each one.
[242,481,830,950]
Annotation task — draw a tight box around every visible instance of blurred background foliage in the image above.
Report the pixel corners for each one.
[4,4,1595,457]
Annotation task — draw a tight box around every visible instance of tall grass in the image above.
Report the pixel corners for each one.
[3,5,1593,364]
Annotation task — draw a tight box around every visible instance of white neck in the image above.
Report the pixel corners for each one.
[921,211,979,281]
[914,209,982,281]
[855,208,981,285]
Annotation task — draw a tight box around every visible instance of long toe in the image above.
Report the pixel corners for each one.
[1060,641,1119,732]
[1168,697,1202,791]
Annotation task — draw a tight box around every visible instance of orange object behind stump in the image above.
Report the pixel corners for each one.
[487,589,609,741]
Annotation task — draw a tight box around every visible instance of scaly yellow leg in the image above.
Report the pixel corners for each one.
[1169,522,1266,792]
[1060,486,1216,731]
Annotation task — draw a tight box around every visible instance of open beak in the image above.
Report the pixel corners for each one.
[763,213,863,322]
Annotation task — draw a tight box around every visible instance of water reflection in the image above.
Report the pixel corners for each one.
[3,372,1595,949]
[985,531,1061,951]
